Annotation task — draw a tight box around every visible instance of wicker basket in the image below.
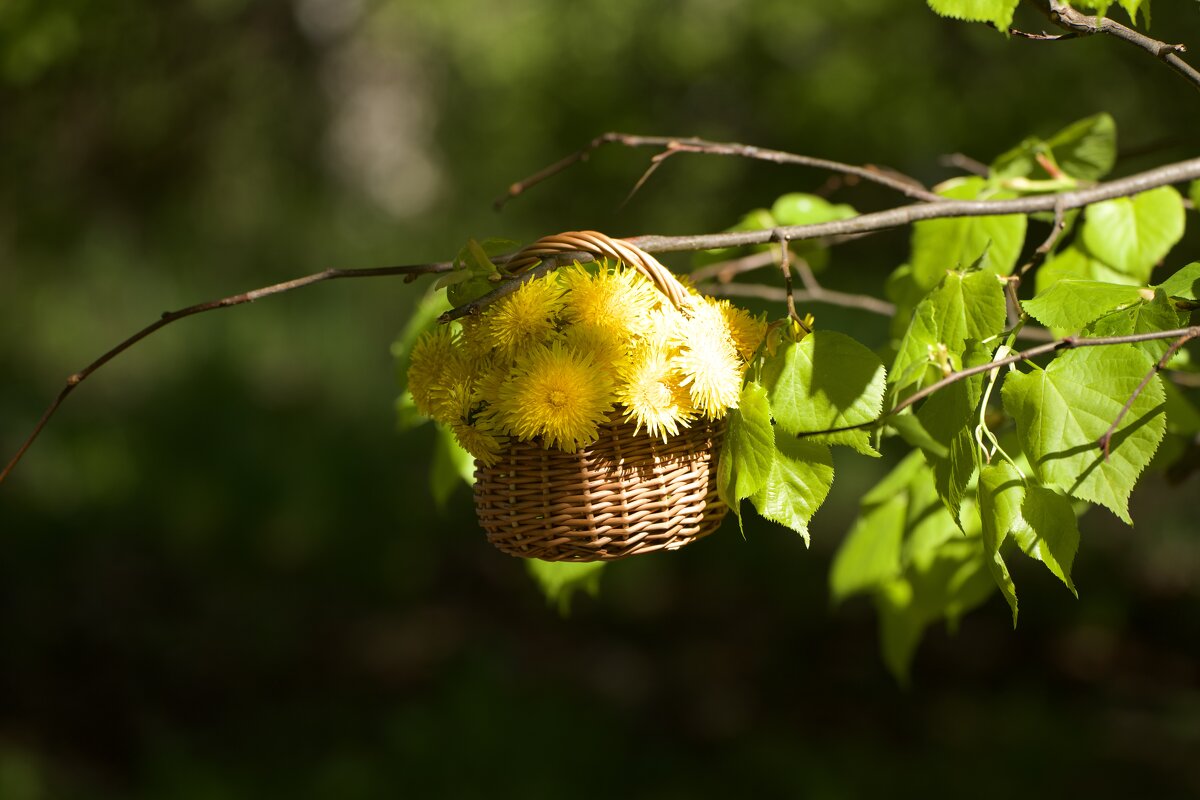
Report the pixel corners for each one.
[472,231,729,561]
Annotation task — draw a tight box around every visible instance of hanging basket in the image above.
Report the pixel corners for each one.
[472,231,730,561]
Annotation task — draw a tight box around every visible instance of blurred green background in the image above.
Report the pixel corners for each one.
[3,1,1200,797]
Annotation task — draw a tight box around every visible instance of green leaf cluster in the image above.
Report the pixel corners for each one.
[717,330,886,545]
[828,112,1195,681]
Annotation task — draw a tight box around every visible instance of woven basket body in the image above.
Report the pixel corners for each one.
[475,416,727,561]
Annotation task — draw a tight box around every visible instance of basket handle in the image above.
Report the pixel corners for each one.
[504,231,691,309]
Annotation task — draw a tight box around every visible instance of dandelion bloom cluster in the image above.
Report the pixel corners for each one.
[408,260,766,464]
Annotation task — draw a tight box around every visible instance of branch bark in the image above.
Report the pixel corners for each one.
[1027,0,1200,91]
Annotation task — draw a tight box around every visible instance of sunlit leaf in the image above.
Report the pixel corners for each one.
[1022,279,1143,331]
[751,437,834,546]
[1080,186,1185,282]
[1002,345,1166,523]
[762,330,887,456]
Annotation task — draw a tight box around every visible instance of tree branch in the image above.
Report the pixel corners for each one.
[1028,0,1200,92]
[495,132,943,208]
[627,156,1200,253]
[700,281,897,317]
[0,261,452,485]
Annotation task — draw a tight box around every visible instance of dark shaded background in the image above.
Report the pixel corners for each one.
[3,1,1200,797]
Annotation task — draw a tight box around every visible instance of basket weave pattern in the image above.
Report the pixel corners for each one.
[475,414,728,561]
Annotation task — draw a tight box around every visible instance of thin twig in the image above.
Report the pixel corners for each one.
[700,281,897,317]
[1029,0,1200,92]
[938,152,990,176]
[795,327,1200,439]
[689,250,779,283]
[1017,202,1067,280]
[1097,331,1200,458]
[628,156,1200,253]
[773,231,801,322]
[0,261,453,485]
[1008,27,1076,41]
[495,133,943,208]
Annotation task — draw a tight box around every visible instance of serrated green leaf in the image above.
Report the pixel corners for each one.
[1082,289,1189,360]
[1002,345,1167,523]
[717,381,776,521]
[991,114,1116,183]
[916,340,991,523]
[1035,242,1142,297]
[526,560,605,615]
[1081,186,1186,281]
[926,0,1020,28]
[978,461,1023,625]
[762,330,887,456]
[1156,262,1200,302]
[891,269,1007,391]
[1022,279,1144,331]
[751,437,834,547]
[1012,486,1079,595]
[831,494,906,604]
[910,177,1028,290]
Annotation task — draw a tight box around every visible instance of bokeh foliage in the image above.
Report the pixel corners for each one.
[3,0,1200,797]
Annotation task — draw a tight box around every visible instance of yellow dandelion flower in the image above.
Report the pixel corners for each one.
[560,262,660,338]
[450,419,505,467]
[407,325,463,418]
[616,345,695,440]
[716,300,768,362]
[495,342,615,452]
[563,323,628,379]
[485,272,565,360]
[457,314,493,361]
[471,357,511,408]
[674,303,744,418]
[641,307,683,352]
[428,358,477,426]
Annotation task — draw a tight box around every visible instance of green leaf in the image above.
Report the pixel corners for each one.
[1002,345,1167,523]
[750,437,834,546]
[888,413,949,459]
[891,269,1007,391]
[910,177,1028,290]
[1082,289,1189,361]
[1035,242,1142,296]
[830,495,906,604]
[925,0,1020,29]
[978,461,1024,625]
[1012,486,1079,595]
[1156,262,1200,302]
[1080,187,1186,281]
[916,340,991,523]
[717,381,776,521]
[1190,181,1200,214]
[770,193,857,226]
[1022,279,1144,331]
[526,560,605,615]
[761,330,887,456]
[991,113,1116,183]
[431,424,475,509]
